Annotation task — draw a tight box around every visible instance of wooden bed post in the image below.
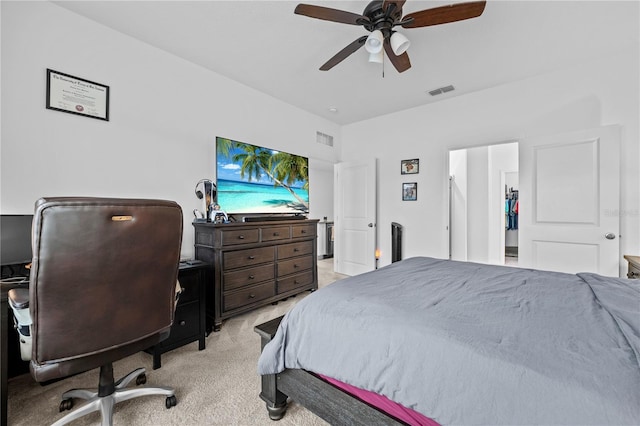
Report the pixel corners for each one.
[255,315,405,425]
[255,316,288,420]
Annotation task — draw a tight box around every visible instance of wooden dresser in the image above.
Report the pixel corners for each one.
[194,219,318,331]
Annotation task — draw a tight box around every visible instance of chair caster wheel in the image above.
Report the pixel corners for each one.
[136,373,147,385]
[59,398,73,412]
[165,395,177,409]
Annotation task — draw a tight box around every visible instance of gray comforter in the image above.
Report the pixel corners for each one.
[258,257,640,425]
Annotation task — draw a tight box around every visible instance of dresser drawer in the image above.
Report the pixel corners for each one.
[278,240,314,259]
[278,270,314,293]
[292,223,316,238]
[223,264,274,291]
[223,246,274,270]
[220,228,260,246]
[223,281,275,311]
[261,226,291,242]
[278,255,314,277]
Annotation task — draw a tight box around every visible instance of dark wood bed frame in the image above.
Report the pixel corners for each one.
[255,316,405,426]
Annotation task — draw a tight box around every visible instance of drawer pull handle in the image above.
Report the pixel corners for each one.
[294,280,299,284]
[273,232,279,236]
[294,248,299,252]
[179,320,186,326]
[294,264,299,268]
[248,256,255,260]
[238,235,245,240]
[300,230,306,234]
[249,275,255,280]
[249,294,256,299]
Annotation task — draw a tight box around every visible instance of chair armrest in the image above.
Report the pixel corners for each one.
[8,287,29,310]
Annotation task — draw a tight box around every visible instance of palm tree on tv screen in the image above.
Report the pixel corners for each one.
[217,138,309,209]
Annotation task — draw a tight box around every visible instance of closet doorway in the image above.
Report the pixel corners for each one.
[504,171,519,265]
[448,142,519,266]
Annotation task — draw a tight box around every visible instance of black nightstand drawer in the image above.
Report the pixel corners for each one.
[146,262,206,369]
[164,300,200,345]
[177,269,201,304]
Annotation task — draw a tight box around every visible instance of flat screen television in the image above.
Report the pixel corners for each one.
[216,137,309,216]
[1,215,33,266]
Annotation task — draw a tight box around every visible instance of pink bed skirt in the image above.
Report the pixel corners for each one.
[318,374,440,426]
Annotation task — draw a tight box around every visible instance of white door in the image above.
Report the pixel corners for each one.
[519,126,620,276]
[334,158,377,275]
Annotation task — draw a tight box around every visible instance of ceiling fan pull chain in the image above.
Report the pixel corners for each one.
[382,49,385,78]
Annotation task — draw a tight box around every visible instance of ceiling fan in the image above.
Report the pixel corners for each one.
[294,0,487,73]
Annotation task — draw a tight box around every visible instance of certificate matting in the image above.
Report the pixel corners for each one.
[46,69,109,121]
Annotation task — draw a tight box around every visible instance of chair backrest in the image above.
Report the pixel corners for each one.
[28,197,183,382]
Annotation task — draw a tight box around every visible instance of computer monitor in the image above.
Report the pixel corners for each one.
[1,215,33,266]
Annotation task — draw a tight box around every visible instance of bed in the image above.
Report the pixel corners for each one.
[256,257,640,425]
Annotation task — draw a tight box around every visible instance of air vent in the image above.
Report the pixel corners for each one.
[428,85,455,96]
[316,131,334,147]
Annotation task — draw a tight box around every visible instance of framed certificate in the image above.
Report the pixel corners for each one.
[46,69,109,121]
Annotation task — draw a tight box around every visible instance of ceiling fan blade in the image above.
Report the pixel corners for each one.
[401,1,486,28]
[383,39,411,73]
[295,4,367,25]
[320,36,368,71]
[382,0,406,14]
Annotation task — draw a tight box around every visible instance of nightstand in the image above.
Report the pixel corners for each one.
[623,255,640,279]
[146,261,207,369]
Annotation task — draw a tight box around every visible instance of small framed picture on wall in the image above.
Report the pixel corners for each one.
[401,159,419,174]
[402,182,417,201]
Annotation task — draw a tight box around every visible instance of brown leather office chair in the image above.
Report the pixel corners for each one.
[8,197,183,425]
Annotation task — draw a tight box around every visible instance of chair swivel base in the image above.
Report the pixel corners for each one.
[52,365,177,426]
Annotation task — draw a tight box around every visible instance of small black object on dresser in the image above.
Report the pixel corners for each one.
[145,260,207,369]
[194,219,319,332]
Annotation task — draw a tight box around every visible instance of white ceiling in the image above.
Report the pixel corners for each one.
[53,1,639,125]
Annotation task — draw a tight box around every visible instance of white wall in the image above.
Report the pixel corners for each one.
[449,149,467,261]
[308,159,334,222]
[0,1,340,258]
[466,146,489,263]
[342,47,639,276]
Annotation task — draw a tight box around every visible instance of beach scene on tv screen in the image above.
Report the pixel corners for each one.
[216,137,309,214]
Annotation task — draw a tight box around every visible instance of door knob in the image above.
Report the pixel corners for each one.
[368,223,374,228]
[605,232,616,240]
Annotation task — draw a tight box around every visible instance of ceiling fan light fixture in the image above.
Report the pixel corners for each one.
[368,50,384,63]
[365,30,384,53]
[390,31,410,55]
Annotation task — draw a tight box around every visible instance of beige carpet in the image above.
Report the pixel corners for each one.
[8,259,345,425]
